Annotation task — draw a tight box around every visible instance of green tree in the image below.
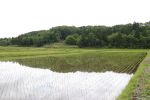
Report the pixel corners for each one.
[65,35,76,45]
[33,37,44,47]
[37,37,44,47]
[72,33,79,39]
[87,32,96,46]
[132,22,139,30]
[146,36,150,48]
[134,28,140,39]
[76,35,81,45]
[139,36,147,48]
[10,37,15,45]
[117,33,125,48]
[107,33,118,47]
[142,29,148,37]
[0,40,7,46]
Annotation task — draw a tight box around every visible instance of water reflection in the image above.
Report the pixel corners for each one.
[12,52,146,74]
[0,61,133,100]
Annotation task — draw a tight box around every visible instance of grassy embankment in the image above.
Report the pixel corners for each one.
[118,51,150,100]
[0,44,150,99]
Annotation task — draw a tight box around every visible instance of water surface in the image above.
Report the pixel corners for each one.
[0,61,133,100]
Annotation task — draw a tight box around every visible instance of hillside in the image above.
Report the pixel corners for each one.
[0,21,150,49]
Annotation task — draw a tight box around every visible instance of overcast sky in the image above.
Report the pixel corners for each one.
[0,0,149,38]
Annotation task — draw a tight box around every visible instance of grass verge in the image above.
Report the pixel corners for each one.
[118,51,150,100]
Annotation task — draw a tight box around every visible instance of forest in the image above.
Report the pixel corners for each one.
[0,21,150,48]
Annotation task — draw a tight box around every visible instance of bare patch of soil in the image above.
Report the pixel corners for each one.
[145,66,150,73]
[146,58,150,64]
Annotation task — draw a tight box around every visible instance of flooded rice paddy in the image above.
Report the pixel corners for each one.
[0,61,132,100]
[0,52,147,100]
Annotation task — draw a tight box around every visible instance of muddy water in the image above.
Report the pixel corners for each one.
[0,61,133,100]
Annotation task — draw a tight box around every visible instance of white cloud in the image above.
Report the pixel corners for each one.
[0,0,150,38]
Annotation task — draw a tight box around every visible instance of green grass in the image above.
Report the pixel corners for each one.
[0,46,149,61]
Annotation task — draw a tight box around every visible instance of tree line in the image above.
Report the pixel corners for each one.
[0,21,150,48]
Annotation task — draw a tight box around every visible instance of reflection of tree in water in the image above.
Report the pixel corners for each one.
[12,52,147,74]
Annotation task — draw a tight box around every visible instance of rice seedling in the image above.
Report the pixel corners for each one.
[11,52,146,74]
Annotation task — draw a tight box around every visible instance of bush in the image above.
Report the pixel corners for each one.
[65,35,76,45]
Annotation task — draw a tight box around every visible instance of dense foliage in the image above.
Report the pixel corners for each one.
[1,21,150,48]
